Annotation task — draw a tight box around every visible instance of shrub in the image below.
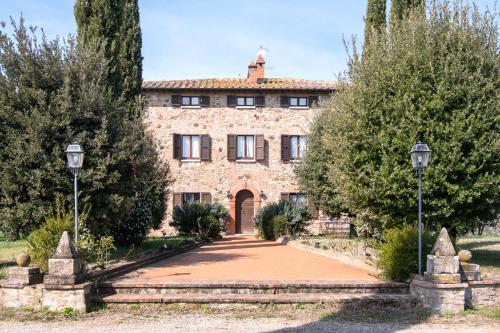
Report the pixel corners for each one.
[85,235,116,268]
[27,204,74,273]
[254,201,311,240]
[376,224,436,281]
[170,201,229,239]
[272,215,289,238]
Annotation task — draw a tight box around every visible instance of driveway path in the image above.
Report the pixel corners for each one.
[110,236,378,283]
[1,314,498,333]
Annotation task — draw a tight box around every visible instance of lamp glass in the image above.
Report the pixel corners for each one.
[410,142,430,169]
[65,144,84,169]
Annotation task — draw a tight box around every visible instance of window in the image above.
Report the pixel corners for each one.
[289,193,308,206]
[182,96,200,106]
[236,96,255,107]
[182,135,200,159]
[182,192,200,204]
[290,97,308,107]
[290,135,307,160]
[236,135,254,159]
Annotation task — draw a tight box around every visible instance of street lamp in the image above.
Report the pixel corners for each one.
[65,143,84,244]
[410,141,430,275]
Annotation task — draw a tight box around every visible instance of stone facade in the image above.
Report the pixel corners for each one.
[144,89,332,234]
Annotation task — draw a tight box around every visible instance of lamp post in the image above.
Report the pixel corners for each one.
[410,142,430,275]
[65,143,84,244]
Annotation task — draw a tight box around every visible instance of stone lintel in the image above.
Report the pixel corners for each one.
[468,278,500,286]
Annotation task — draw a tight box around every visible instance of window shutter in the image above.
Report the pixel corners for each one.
[308,96,319,107]
[227,134,237,161]
[227,95,236,107]
[281,193,290,202]
[173,134,182,159]
[308,198,319,219]
[171,95,181,106]
[255,95,265,107]
[201,192,212,203]
[200,134,211,161]
[173,192,182,207]
[280,96,290,107]
[201,96,210,107]
[281,135,290,161]
[255,135,265,161]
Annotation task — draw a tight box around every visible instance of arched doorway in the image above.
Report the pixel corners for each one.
[235,189,255,234]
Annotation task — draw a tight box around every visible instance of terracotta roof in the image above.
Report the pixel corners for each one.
[142,78,336,91]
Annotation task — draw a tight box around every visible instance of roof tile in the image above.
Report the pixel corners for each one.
[142,78,336,91]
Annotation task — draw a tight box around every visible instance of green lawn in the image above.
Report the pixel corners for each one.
[0,240,27,262]
[457,235,500,277]
[0,235,195,279]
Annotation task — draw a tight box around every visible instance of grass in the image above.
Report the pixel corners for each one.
[0,235,195,279]
[0,239,28,262]
[109,236,195,262]
[457,235,500,276]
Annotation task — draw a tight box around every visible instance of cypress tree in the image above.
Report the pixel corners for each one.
[390,0,425,22]
[364,0,387,46]
[74,0,142,101]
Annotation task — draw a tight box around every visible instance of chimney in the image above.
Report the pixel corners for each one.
[247,48,266,83]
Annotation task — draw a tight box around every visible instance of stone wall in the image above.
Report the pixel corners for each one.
[410,278,500,314]
[465,280,500,308]
[144,90,329,234]
[411,279,467,314]
[0,283,91,312]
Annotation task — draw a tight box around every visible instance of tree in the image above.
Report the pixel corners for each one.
[296,110,342,217]
[390,0,425,22]
[304,1,499,237]
[364,0,387,48]
[0,18,169,241]
[74,0,142,101]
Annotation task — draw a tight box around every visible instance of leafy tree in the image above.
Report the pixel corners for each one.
[297,110,342,217]
[0,18,169,241]
[74,0,142,101]
[364,0,387,48]
[304,1,499,238]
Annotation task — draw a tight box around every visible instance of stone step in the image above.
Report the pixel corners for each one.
[92,292,416,305]
[96,280,409,296]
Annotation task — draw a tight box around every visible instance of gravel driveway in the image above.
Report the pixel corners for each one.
[0,313,498,333]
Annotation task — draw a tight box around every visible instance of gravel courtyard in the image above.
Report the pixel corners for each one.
[0,313,498,333]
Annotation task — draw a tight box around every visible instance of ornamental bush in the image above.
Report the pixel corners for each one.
[26,202,75,273]
[254,201,311,240]
[170,201,229,239]
[272,215,289,238]
[376,224,436,281]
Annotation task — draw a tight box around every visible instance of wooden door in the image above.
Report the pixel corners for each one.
[236,190,255,234]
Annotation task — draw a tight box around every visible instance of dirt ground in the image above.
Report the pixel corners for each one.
[0,303,498,333]
[109,236,378,283]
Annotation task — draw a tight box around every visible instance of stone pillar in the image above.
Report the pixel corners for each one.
[43,231,82,285]
[458,250,481,282]
[411,227,466,314]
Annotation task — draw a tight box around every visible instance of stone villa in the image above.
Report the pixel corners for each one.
[143,50,340,235]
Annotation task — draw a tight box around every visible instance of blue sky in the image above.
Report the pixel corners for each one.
[0,0,496,81]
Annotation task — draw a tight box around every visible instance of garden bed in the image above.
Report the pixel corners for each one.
[290,236,378,274]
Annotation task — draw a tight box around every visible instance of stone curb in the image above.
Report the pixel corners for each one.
[99,279,408,289]
[92,292,417,304]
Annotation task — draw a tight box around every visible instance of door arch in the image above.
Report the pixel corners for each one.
[235,190,255,234]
